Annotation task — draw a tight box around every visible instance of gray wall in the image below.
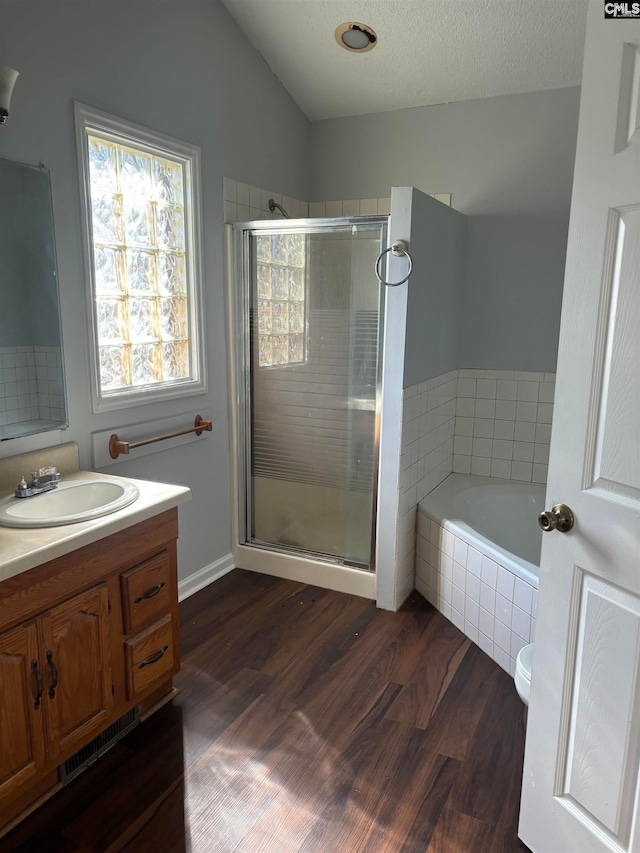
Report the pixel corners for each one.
[402,189,467,387]
[0,0,311,582]
[311,87,580,373]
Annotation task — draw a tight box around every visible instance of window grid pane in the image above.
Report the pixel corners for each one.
[88,133,190,391]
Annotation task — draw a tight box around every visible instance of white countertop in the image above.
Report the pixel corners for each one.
[0,470,191,583]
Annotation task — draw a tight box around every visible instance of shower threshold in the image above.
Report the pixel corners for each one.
[246,538,374,573]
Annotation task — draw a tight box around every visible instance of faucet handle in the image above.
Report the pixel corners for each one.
[30,471,39,483]
[39,466,58,477]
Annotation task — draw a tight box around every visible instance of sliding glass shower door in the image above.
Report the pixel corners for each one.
[238,217,387,571]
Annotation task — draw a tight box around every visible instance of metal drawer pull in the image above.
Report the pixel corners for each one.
[138,645,169,670]
[46,650,58,699]
[134,582,166,603]
[31,660,43,709]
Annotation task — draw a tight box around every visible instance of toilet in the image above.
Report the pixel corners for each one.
[515,643,534,706]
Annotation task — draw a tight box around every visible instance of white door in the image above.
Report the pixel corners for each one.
[519,3,640,852]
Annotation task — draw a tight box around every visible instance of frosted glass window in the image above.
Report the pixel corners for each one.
[75,104,206,411]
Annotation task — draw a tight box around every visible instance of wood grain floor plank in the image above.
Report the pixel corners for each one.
[385,617,471,729]
[420,643,504,761]
[446,660,527,828]
[175,666,273,764]
[427,807,496,853]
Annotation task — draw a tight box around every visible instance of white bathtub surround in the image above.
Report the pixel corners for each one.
[453,369,555,485]
[223,178,309,223]
[415,474,541,676]
[395,371,458,605]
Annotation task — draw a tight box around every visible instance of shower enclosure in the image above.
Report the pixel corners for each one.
[227,216,388,595]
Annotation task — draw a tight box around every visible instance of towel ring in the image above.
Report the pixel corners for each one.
[375,240,413,287]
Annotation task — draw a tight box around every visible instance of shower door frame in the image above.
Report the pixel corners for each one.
[226,215,388,599]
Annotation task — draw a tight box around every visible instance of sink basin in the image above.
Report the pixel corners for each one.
[0,480,140,528]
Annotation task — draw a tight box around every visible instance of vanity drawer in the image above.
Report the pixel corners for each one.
[124,615,174,700]
[120,551,172,635]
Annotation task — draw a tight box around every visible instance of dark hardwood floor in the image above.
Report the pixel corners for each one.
[1,569,530,852]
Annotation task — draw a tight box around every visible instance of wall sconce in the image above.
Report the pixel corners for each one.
[0,67,19,124]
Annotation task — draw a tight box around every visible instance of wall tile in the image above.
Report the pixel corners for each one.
[481,556,498,588]
[496,565,515,600]
[359,198,378,215]
[515,401,537,422]
[511,604,531,641]
[516,381,539,402]
[476,379,497,399]
[494,419,515,440]
[342,199,360,216]
[480,582,496,612]
[471,456,491,476]
[494,592,513,625]
[491,459,511,479]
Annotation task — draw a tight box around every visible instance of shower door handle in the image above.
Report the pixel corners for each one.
[538,504,575,533]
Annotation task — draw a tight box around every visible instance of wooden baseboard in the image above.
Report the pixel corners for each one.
[139,686,179,722]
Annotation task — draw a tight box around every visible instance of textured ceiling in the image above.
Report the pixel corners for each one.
[220,0,588,120]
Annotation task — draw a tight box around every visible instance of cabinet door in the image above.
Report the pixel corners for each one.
[0,623,47,800]
[40,585,113,761]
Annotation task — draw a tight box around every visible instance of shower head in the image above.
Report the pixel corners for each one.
[268,198,290,218]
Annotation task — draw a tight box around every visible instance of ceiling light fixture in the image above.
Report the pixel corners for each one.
[335,22,377,53]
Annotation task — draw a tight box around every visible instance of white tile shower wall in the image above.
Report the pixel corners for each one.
[0,346,65,426]
[453,369,555,484]
[415,510,538,677]
[223,178,309,223]
[35,347,65,423]
[308,194,451,219]
[222,185,451,225]
[0,347,38,425]
[395,370,458,606]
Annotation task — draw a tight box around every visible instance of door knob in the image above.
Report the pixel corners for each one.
[538,504,575,533]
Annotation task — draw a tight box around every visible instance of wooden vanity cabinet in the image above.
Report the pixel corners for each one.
[0,623,47,802]
[0,509,181,836]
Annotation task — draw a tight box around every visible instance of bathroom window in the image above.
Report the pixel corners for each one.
[255,233,307,368]
[75,103,206,411]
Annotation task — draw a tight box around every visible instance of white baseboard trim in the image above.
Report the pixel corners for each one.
[178,553,235,602]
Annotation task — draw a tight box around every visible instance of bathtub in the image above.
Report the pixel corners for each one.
[419,473,544,587]
[416,473,545,675]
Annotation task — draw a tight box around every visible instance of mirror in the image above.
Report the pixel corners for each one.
[0,157,68,440]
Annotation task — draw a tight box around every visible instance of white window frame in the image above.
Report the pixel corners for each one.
[75,102,207,413]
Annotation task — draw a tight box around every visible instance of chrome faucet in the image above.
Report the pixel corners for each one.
[15,467,61,498]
